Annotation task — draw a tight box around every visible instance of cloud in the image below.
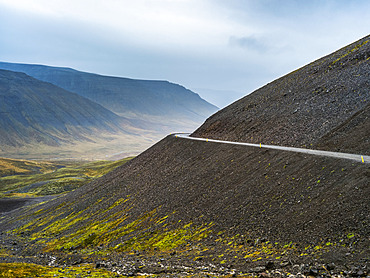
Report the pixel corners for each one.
[1,0,370,107]
[0,0,230,49]
[229,35,269,53]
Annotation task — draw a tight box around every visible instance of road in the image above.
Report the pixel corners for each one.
[174,133,370,164]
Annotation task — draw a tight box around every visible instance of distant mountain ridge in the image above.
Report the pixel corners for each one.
[0,69,134,149]
[0,63,218,159]
[0,62,218,132]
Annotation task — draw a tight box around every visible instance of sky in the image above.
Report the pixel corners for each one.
[0,0,369,108]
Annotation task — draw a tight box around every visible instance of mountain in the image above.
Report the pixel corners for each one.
[193,35,370,155]
[0,69,149,159]
[0,62,218,133]
[1,37,369,276]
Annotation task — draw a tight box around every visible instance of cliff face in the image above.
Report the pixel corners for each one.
[192,35,370,155]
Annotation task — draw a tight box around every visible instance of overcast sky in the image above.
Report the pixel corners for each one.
[0,0,369,107]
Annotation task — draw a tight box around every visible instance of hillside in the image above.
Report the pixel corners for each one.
[0,69,151,159]
[1,137,368,276]
[0,156,133,199]
[0,62,218,133]
[193,35,370,155]
[0,37,369,277]
[0,157,58,177]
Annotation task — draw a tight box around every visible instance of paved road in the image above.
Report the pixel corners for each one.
[174,133,370,164]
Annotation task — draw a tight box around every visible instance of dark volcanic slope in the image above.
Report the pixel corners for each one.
[1,37,370,275]
[2,136,368,271]
[192,36,370,155]
[0,69,133,148]
[0,62,218,132]
[316,103,370,154]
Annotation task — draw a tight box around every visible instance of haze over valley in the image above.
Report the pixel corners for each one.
[0,63,217,160]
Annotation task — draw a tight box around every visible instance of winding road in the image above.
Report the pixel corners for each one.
[174,133,370,164]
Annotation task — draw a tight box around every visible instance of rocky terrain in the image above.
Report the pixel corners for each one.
[193,35,370,155]
[1,136,368,277]
[0,37,369,277]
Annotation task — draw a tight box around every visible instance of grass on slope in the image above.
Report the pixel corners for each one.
[0,157,133,197]
[0,158,57,177]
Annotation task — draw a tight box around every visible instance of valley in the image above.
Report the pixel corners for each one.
[0,65,217,160]
[0,157,133,212]
[0,62,218,135]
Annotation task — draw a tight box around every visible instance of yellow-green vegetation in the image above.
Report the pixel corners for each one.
[207,234,289,264]
[193,232,342,266]
[331,39,369,66]
[10,190,343,270]
[0,246,9,257]
[12,195,214,262]
[0,157,56,177]
[9,195,346,276]
[0,262,116,277]
[0,157,133,197]
[13,202,333,267]
[17,200,213,255]
[114,222,213,253]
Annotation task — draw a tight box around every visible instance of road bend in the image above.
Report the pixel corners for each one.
[173,133,370,164]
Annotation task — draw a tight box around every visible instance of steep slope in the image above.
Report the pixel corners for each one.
[192,35,370,155]
[0,62,218,133]
[0,70,147,159]
[1,38,369,276]
[1,137,368,275]
[316,103,370,154]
